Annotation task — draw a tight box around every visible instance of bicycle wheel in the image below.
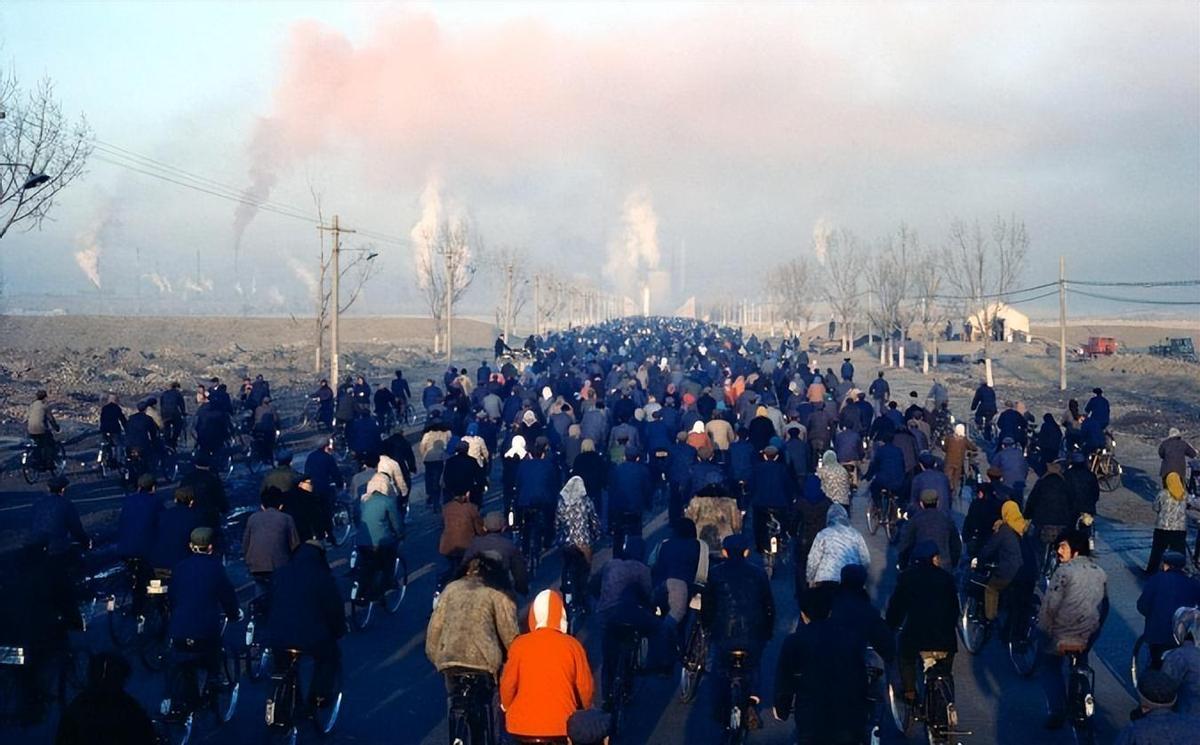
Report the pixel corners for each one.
[21,452,37,484]
[384,557,408,614]
[448,710,471,745]
[924,679,952,745]
[866,503,881,535]
[1009,631,1039,678]
[139,605,171,671]
[888,680,916,737]
[764,550,775,580]
[1130,635,1150,690]
[213,650,240,724]
[679,625,705,703]
[330,502,353,548]
[54,444,68,475]
[1098,457,1122,492]
[958,596,989,654]
[107,590,139,649]
[348,586,374,632]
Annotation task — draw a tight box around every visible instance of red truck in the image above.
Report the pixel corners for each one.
[1083,336,1117,357]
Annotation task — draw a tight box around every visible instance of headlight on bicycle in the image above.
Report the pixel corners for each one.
[1080,513,1094,527]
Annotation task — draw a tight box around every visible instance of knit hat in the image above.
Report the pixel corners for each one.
[919,489,940,506]
[1169,427,1181,438]
[528,589,568,633]
[1137,669,1178,710]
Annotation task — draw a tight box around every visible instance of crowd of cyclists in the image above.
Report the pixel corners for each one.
[4,317,1200,744]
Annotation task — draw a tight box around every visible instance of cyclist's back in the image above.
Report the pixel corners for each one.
[99,394,127,438]
[56,652,156,745]
[267,542,345,702]
[30,477,90,559]
[117,475,162,561]
[885,542,958,701]
[426,557,519,677]
[168,528,238,645]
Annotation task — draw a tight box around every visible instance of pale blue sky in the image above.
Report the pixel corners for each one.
[0,1,1196,318]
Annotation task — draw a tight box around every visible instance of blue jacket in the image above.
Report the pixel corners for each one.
[117,491,162,559]
[167,552,238,642]
[749,457,795,509]
[608,461,653,515]
[151,506,202,570]
[667,442,697,486]
[865,444,905,491]
[422,385,443,411]
[347,416,381,457]
[687,460,726,498]
[304,448,344,495]
[971,385,997,416]
[840,361,854,381]
[516,457,560,508]
[644,420,672,452]
[1084,395,1110,431]
[727,441,756,484]
[267,543,346,650]
[1137,570,1200,645]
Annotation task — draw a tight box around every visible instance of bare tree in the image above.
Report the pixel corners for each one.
[863,226,918,367]
[942,215,1030,385]
[767,258,812,336]
[912,249,951,374]
[308,186,377,373]
[414,215,477,360]
[0,71,92,242]
[483,245,529,340]
[819,227,864,352]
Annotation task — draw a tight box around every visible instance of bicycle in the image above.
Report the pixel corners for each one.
[958,562,992,654]
[1088,434,1122,493]
[866,488,900,543]
[265,648,343,744]
[346,545,408,631]
[21,439,67,484]
[1060,644,1097,745]
[245,429,278,475]
[762,510,786,580]
[329,492,356,548]
[719,649,755,745]
[678,596,707,704]
[157,637,240,745]
[560,546,590,636]
[516,508,546,576]
[97,433,124,478]
[604,623,645,738]
[445,668,497,745]
[888,651,962,745]
[139,576,173,671]
[376,408,396,437]
[243,583,273,682]
[106,557,148,650]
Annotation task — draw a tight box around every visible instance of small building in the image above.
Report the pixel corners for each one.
[964,302,1030,344]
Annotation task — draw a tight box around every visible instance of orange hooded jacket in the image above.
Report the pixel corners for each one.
[499,589,594,738]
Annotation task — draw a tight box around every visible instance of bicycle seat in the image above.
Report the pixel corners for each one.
[1057,642,1086,655]
[0,646,26,666]
[725,650,751,669]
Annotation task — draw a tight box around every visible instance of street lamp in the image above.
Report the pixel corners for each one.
[0,163,48,190]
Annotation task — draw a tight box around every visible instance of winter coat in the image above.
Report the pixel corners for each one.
[177,468,227,528]
[865,443,905,491]
[465,533,529,596]
[304,448,343,494]
[516,457,560,508]
[555,477,600,553]
[443,452,483,498]
[831,586,895,663]
[500,591,594,738]
[439,500,483,557]
[1159,436,1198,481]
[705,418,734,450]
[356,492,403,550]
[749,456,795,509]
[886,562,959,655]
[419,429,451,462]
[150,505,201,571]
[1065,465,1100,519]
[425,574,519,675]
[1112,708,1200,745]
[806,504,870,585]
[686,459,727,498]
[1025,472,1073,528]
[1137,570,1200,645]
[896,507,961,570]
[701,557,775,651]
[570,451,608,506]
[167,553,238,642]
[683,495,743,554]
[1154,487,1199,532]
[267,543,345,650]
[773,618,870,745]
[817,459,851,506]
[242,507,299,574]
[1038,555,1108,649]
[595,558,653,614]
[943,434,977,474]
[979,523,1025,584]
[971,384,997,417]
[608,461,653,515]
[117,491,162,560]
[1163,645,1200,715]
[911,469,953,512]
[726,440,755,484]
[991,447,1029,487]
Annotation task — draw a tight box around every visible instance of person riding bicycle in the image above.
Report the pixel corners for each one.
[910,451,952,512]
[160,381,186,448]
[650,517,708,623]
[419,415,452,509]
[243,487,300,590]
[773,579,871,745]
[26,389,60,469]
[178,452,228,529]
[1137,551,1200,668]
[864,433,905,513]
[99,392,127,444]
[390,369,411,415]
[125,399,162,472]
[30,475,92,571]
[192,397,230,456]
[970,379,998,442]
[748,439,795,556]
[150,485,202,576]
[443,439,485,509]
[1163,606,1200,715]
[250,395,279,461]
[163,527,240,714]
[1159,426,1197,489]
[1025,461,1073,572]
[886,540,959,706]
[596,535,668,701]
[426,554,519,735]
[55,652,156,745]
[608,446,653,546]
[358,473,406,597]
[500,589,595,743]
[515,437,560,557]
[805,503,870,588]
[557,476,601,612]
[976,500,1036,623]
[311,378,334,429]
[897,489,962,571]
[438,490,485,590]
[116,473,163,613]
[267,540,346,708]
[1064,450,1100,525]
[683,482,743,557]
[1114,668,1200,744]
[701,533,775,729]
[1037,527,1109,730]
[942,422,978,497]
[464,512,530,596]
[962,468,1008,558]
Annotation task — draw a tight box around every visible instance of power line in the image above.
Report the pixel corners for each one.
[1067,279,1200,288]
[998,288,1060,305]
[1066,288,1200,306]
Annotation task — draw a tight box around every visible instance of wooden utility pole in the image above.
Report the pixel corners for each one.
[533,274,541,337]
[1059,256,1067,391]
[503,262,513,341]
[317,214,355,389]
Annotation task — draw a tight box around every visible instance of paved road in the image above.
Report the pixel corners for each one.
[0,398,1163,745]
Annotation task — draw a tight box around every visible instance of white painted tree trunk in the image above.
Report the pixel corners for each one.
[922,349,929,374]
[879,340,886,365]
[984,357,994,387]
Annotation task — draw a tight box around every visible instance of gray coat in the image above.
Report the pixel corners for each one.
[1113,709,1200,745]
[1163,644,1200,715]
[242,508,300,574]
[897,507,961,570]
[1038,555,1107,648]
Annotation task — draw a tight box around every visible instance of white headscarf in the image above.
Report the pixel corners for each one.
[505,434,528,459]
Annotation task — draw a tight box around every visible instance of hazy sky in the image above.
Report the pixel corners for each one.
[0,1,1197,318]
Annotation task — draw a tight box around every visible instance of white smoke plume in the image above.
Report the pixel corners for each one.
[409,174,443,291]
[231,120,282,265]
[266,285,286,306]
[73,208,118,289]
[606,189,660,299]
[181,277,214,294]
[143,272,173,294]
[288,257,319,296]
[812,217,832,266]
